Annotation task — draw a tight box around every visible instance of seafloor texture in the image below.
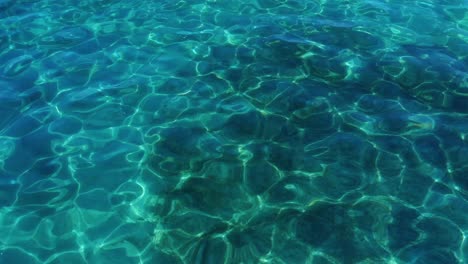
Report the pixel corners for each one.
[0,0,467,263]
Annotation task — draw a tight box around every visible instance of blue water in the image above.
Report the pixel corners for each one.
[0,0,467,263]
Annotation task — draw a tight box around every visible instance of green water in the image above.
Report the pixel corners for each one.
[0,0,467,263]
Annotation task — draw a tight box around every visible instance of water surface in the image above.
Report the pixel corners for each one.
[0,0,467,263]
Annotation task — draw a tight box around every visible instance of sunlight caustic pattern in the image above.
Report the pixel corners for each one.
[0,0,467,263]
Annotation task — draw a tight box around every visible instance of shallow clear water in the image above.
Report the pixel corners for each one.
[0,0,467,263]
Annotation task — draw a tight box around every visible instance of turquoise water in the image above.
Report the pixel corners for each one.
[0,0,467,263]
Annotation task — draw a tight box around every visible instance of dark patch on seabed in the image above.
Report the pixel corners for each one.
[0,0,467,263]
